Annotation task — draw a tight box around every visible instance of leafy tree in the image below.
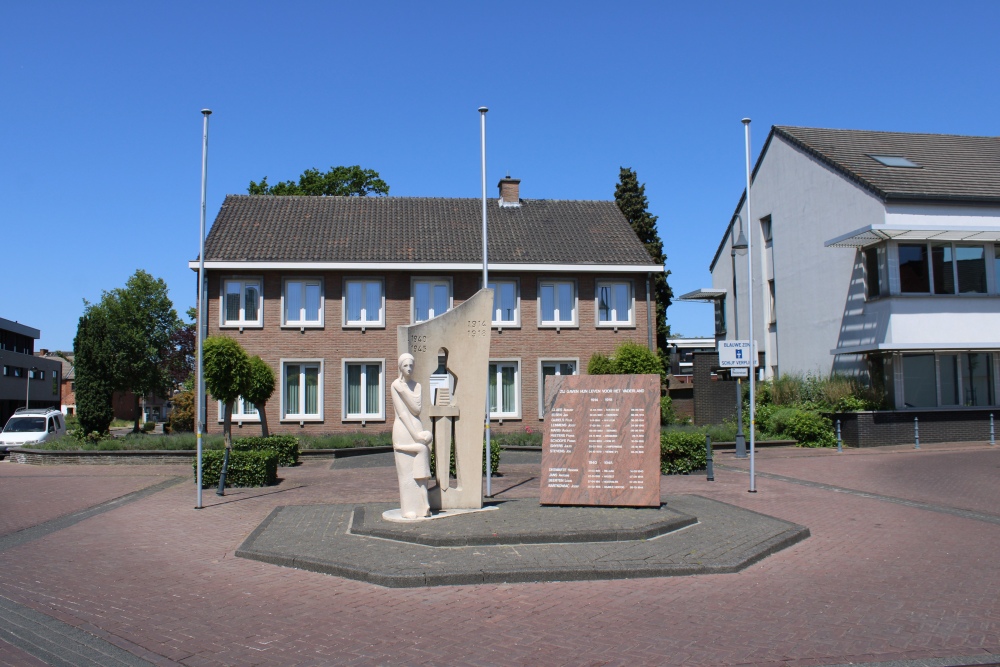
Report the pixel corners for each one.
[614,168,672,350]
[73,307,116,436]
[105,271,178,432]
[72,270,178,434]
[168,389,195,433]
[243,356,276,437]
[248,166,389,197]
[202,336,251,449]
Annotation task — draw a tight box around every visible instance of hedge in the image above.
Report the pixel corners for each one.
[195,450,278,488]
[233,435,299,466]
[660,430,707,475]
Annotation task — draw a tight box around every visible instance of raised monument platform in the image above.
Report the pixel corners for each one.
[236,497,809,587]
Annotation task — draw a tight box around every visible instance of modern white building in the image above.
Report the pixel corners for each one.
[710,126,1000,410]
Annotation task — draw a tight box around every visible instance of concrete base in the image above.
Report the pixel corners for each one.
[381,506,498,523]
[236,496,809,588]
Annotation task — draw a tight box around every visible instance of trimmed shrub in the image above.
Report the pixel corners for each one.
[196,450,278,488]
[771,408,836,447]
[660,429,707,475]
[169,390,195,432]
[233,435,299,466]
[587,352,615,375]
[492,427,542,447]
[142,421,156,432]
[612,341,664,377]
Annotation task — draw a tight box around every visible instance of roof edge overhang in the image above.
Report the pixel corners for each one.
[825,223,1000,248]
[677,288,727,302]
[188,260,664,273]
[833,342,1000,355]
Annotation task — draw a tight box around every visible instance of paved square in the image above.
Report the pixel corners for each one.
[0,443,998,666]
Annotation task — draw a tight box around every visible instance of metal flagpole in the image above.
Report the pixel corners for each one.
[742,117,757,494]
[196,109,211,509]
[479,106,491,498]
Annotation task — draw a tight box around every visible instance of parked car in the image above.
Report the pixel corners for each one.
[0,408,66,453]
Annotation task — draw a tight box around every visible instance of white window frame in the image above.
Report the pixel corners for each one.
[281,277,324,328]
[343,277,386,329]
[221,277,263,329]
[488,358,521,420]
[487,278,520,329]
[594,279,635,328]
[342,358,385,422]
[411,277,453,323]
[537,279,578,328]
[280,359,324,423]
[216,396,260,424]
[538,358,579,419]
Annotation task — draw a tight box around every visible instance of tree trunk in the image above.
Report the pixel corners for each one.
[224,400,233,450]
[258,401,269,437]
[132,394,141,433]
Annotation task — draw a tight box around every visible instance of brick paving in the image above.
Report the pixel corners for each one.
[0,444,997,666]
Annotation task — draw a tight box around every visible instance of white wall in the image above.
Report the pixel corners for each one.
[713,135,885,377]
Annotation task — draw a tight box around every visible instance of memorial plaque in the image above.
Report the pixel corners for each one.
[540,374,661,507]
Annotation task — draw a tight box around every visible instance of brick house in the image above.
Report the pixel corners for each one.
[191,178,664,435]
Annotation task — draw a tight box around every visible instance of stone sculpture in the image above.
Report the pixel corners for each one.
[397,288,493,511]
[390,353,433,519]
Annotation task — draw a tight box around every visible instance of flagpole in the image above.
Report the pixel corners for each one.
[479,106,491,498]
[196,109,211,509]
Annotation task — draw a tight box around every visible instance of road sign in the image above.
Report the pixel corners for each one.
[718,340,758,368]
[730,367,749,378]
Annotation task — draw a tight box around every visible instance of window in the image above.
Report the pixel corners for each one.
[995,245,1000,293]
[488,279,519,326]
[413,279,451,323]
[760,215,773,242]
[901,352,996,408]
[344,279,384,327]
[714,297,726,336]
[869,155,921,168]
[282,361,322,420]
[539,280,576,326]
[768,280,777,325]
[488,361,519,418]
[898,244,930,293]
[899,243,987,295]
[540,360,577,417]
[223,278,262,326]
[283,279,323,326]
[217,396,259,422]
[596,281,633,326]
[864,247,882,299]
[344,360,384,420]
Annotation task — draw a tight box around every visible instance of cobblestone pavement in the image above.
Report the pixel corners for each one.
[0,443,998,667]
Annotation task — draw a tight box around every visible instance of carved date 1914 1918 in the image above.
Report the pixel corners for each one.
[467,320,489,338]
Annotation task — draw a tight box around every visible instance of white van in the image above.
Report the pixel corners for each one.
[0,408,67,453]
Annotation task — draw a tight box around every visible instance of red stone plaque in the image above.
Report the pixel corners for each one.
[540,374,661,507]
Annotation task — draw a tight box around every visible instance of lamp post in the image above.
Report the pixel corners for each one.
[25,367,37,409]
[741,118,757,494]
[731,217,748,459]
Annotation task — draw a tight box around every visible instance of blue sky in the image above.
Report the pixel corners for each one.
[3,1,999,351]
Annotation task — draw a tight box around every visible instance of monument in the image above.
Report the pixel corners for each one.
[540,373,661,507]
[384,288,493,520]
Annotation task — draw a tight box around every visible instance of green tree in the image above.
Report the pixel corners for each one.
[101,271,179,432]
[614,167,672,351]
[73,307,116,436]
[243,356,276,437]
[248,166,389,197]
[202,336,251,449]
[72,270,179,434]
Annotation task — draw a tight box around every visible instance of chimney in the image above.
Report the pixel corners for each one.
[39,349,49,356]
[497,175,521,207]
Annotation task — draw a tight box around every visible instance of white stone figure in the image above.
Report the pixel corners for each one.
[390,353,433,519]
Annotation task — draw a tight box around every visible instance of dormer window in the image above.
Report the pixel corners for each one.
[868,154,920,168]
